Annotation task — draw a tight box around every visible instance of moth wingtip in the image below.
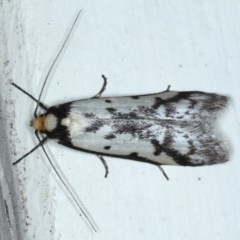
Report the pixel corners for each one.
[213,94,230,112]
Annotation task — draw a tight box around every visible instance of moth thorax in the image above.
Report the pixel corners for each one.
[44,114,58,132]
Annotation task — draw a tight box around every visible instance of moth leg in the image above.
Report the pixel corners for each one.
[157,85,171,94]
[91,75,107,98]
[158,165,169,180]
[165,85,171,92]
[97,154,109,178]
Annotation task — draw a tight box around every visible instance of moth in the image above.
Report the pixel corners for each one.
[12,10,230,232]
[13,80,230,172]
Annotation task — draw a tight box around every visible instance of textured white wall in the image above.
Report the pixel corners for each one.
[1,0,240,239]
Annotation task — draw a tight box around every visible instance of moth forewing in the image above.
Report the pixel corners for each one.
[43,90,229,168]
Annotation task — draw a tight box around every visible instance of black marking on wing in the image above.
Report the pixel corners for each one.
[131,96,140,99]
[152,97,162,109]
[150,131,195,166]
[138,106,156,117]
[109,106,156,121]
[85,121,104,133]
[151,139,162,156]
[104,134,116,140]
[160,128,199,166]
[47,124,71,143]
[128,152,139,158]
[104,146,111,150]
[188,140,196,155]
[114,120,153,138]
[105,99,112,103]
[183,134,189,139]
[47,103,71,119]
[163,148,193,166]
[127,152,154,163]
[84,113,95,118]
[151,91,228,111]
[165,102,176,117]
[106,107,117,113]
[113,111,139,120]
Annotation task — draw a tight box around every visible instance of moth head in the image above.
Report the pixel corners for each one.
[31,113,58,133]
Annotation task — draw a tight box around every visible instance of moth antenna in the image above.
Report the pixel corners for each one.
[35,132,98,232]
[97,154,109,178]
[11,82,48,111]
[34,9,82,117]
[158,166,169,181]
[12,136,48,165]
[91,75,108,99]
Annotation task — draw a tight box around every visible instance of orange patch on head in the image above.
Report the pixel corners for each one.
[30,116,46,131]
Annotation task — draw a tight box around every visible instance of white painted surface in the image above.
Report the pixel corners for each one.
[1,0,240,239]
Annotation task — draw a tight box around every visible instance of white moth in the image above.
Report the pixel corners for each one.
[12,10,230,232]
[32,86,229,167]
